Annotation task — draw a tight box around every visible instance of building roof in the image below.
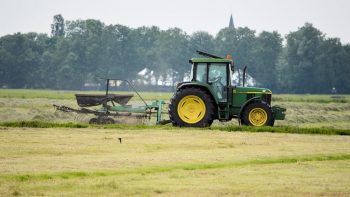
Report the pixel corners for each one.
[229,14,235,29]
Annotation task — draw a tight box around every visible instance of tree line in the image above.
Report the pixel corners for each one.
[0,14,349,93]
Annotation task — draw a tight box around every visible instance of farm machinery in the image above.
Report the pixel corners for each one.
[167,51,286,127]
[54,51,286,127]
[54,79,167,125]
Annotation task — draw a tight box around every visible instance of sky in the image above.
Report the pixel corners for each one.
[1,0,349,44]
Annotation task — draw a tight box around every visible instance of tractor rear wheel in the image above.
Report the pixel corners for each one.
[169,87,215,127]
[241,101,274,126]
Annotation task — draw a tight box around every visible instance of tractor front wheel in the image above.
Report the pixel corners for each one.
[241,101,274,126]
[168,87,215,127]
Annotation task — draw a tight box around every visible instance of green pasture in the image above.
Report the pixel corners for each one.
[0,128,349,196]
[1,89,350,129]
[1,89,350,103]
[0,121,349,136]
[1,89,350,196]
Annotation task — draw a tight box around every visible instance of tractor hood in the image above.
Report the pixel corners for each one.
[233,86,272,94]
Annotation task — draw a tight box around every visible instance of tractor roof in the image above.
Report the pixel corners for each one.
[189,58,232,64]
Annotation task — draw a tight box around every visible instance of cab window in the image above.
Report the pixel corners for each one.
[208,63,227,101]
[195,63,207,83]
[208,63,227,85]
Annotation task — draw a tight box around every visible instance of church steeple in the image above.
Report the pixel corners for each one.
[229,14,235,29]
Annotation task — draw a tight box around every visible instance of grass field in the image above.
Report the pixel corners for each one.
[0,89,350,196]
[1,88,350,102]
[1,89,350,129]
[0,127,349,196]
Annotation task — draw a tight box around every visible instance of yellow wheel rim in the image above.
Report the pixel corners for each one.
[248,108,268,126]
[177,95,206,124]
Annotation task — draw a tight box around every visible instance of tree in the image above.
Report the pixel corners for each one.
[51,14,65,37]
[341,45,350,93]
[189,31,215,55]
[216,27,256,68]
[1,16,350,93]
[0,33,49,88]
[315,40,350,93]
[283,23,324,93]
[253,31,282,90]
[215,27,257,86]
[152,28,190,85]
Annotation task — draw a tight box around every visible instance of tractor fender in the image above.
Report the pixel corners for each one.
[177,82,219,104]
[238,97,264,118]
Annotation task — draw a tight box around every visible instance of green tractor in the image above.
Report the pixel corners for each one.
[168,51,286,127]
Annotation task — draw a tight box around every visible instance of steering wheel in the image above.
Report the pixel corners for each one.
[209,76,221,83]
[209,76,224,86]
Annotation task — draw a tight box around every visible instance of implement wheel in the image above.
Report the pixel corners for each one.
[169,87,214,127]
[89,117,115,125]
[103,117,115,124]
[241,101,274,126]
[89,118,99,124]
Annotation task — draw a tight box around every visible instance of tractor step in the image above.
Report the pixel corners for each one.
[217,102,229,120]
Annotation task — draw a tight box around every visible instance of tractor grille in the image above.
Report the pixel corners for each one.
[263,94,272,105]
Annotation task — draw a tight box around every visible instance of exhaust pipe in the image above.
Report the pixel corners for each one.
[242,65,247,87]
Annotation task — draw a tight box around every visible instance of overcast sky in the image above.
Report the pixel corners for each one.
[1,0,349,44]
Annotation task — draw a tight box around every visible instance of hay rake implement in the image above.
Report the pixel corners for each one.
[54,79,168,125]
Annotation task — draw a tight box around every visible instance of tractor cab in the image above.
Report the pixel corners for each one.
[189,51,233,103]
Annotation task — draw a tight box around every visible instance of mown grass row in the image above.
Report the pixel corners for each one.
[0,121,88,128]
[0,121,155,129]
[1,121,349,135]
[273,94,350,103]
[216,125,350,136]
[2,153,349,182]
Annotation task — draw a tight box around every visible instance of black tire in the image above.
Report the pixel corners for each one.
[89,118,99,124]
[97,117,115,125]
[241,101,274,126]
[168,87,215,127]
[104,117,115,124]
